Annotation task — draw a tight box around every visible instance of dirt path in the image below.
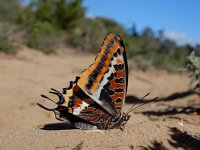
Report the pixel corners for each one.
[0,47,199,149]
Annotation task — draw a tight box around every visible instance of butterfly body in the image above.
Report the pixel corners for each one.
[38,33,130,130]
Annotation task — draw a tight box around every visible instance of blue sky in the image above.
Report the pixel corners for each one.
[83,0,200,46]
[22,0,200,45]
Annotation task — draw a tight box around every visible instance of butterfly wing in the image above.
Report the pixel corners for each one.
[77,33,128,116]
[105,34,128,114]
[39,33,128,129]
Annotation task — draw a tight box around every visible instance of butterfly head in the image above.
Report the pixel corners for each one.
[117,113,131,130]
[109,112,131,129]
[120,112,131,126]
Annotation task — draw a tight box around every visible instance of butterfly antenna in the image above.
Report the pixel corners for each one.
[127,96,158,114]
[50,88,60,93]
[127,93,150,113]
[41,94,57,104]
[37,103,55,112]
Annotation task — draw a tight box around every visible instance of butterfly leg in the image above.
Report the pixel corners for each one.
[73,122,97,130]
[73,122,104,133]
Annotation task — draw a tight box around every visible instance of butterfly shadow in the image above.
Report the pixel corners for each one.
[125,90,200,116]
[125,90,200,104]
[140,141,168,150]
[140,127,200,150]
[140,105,200,116]
[39,122,76,130]
[168,127,200,150]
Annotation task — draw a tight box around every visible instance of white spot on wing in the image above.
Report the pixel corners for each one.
[73,102,90,115]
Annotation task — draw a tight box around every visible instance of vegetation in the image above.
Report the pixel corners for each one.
[0,0,199,72]
[26,21,59,54]
[66,17,126,53]
[185,51,200,91]
[0,36,18,54]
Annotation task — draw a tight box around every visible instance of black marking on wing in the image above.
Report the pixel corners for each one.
[107,72,117,81]
[96,62,104,72]
[116,35,128,91]
[90,69,99,80]
[113,52,118,57]
[107,89,115,96]
[114,88,124,93]
[107,73,115,81]
[105,48,111,55]
[117,48,121,55]
[101,54,107,62]
[86,79,93,90]
[115,78,124,84]
[114,64,124,71]
[115,98,122,103]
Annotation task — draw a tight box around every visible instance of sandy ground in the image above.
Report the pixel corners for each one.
[0,46,199,150]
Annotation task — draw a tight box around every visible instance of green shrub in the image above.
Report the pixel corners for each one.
[67,17,126,53]
[0,36,18,54]
[22,0,86,54]
[185,51,200,91]
[30,0,86,31]
[66,18,107,52]
[0,1,21,22]
[26,21,60,54]
[55,0,86,30]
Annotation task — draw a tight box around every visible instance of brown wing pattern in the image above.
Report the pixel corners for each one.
[77,33,128,115]
[104,34,128,113]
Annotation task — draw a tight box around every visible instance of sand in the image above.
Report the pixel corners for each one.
[0,46,199,150]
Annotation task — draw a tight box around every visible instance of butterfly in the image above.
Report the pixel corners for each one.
[38,33,144,130]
